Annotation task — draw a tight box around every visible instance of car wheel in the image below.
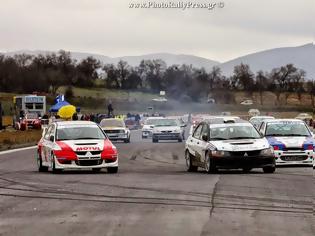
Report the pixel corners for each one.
[263,166,275,173]
[37,151,48,172]
[153,138,158,143]
[242,167,252,173]
[124,138,130,143]
[204,152,217,173]
[107,167,118,173]
[92,168,102,172]
[51,155,62,174]
[178,138,183,142]
[185,150,198,172]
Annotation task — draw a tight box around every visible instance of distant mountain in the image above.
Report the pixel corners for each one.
[3,50,220,70]
[219,43,315,79]
[2,43,315,79]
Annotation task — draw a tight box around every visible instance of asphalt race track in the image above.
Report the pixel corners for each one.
[0,130,314,236]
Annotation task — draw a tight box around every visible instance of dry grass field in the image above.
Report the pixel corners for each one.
[0,129,41,151]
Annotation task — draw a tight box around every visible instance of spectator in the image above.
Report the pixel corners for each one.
[108,102,114,117]
[72,113,78,120]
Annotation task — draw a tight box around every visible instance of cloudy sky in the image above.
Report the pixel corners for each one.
[0,0,314,62]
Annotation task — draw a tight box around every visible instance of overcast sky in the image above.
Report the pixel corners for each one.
[0,0,314,62]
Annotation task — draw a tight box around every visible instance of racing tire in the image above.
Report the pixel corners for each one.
[185,150,198,172]
[51,155,62,174]
[263,166,275,173]
[107,167,118,174]
[92,168,102,172]
[152,138,158,143]
[178,138,183,143]
[124,137,130,143]
[205,152,217,173]
[37,152,48,172]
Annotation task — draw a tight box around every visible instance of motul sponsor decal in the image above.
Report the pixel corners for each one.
[76,147,101,151]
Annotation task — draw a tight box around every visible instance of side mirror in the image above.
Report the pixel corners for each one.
[259,131,264,136]
[49,135,54,142]
[150,125,155,129]
[202,134,209,142]
[181,124,187,128]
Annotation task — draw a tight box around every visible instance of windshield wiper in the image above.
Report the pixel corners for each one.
[210,137,228,140]
[230,137,258,140]
[75,137,98,140]
[284,134,309,137]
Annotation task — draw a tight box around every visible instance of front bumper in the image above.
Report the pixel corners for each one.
[152,133,181,140]
[107,134,129,141]
[54,157,118,169]
[212,155,275,169]
[274,150,313,166]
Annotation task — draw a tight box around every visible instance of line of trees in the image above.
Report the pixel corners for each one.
[0,50,314,105]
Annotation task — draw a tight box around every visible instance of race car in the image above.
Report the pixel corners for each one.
[100,118,130,143]
[249,116,275,129]
[259,119,314,166]
[185,117,275,173]
[141,117,164,138]
[36,121,118,173]
[152,118,184,143]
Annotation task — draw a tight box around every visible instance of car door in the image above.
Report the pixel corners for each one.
[195,123,210,163]
[187,124,203,160]
[43,124,56,165]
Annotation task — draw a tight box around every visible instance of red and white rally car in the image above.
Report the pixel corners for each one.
[36,121,118,173]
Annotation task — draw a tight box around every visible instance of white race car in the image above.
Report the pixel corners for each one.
[100,118,130,143]
[152,118,183,143]
[141,117,164,139]
[37,121,118,173]
[185,117,275,173]
[259,119,314,166]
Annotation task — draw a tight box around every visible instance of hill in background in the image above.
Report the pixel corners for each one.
[3,43,314,79]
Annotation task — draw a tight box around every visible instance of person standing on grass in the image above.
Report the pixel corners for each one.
[108,102,114,117]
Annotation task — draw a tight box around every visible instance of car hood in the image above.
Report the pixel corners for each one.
[266,136,315,148]
[210,138,270,151]
[102,127,126,130]
[153,126,180,132]
[57,139,113,152]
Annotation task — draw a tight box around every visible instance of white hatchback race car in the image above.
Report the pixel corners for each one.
[37,121,118,173]
[259,119,314,166]
[185,118,275,173]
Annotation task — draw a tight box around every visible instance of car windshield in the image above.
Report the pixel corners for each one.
[265,122,310,136]
[155,119,178,127]
[100,119,124,127]
[56,126,106,140]
[145,119,163,125]
[210,125,261,140]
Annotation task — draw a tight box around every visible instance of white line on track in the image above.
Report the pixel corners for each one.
[0,146,37,155]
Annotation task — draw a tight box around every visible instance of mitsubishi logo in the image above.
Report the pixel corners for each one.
[244,152,248,157]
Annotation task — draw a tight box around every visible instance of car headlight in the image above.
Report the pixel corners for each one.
[260,147,273,156]
[211,150,226,157]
